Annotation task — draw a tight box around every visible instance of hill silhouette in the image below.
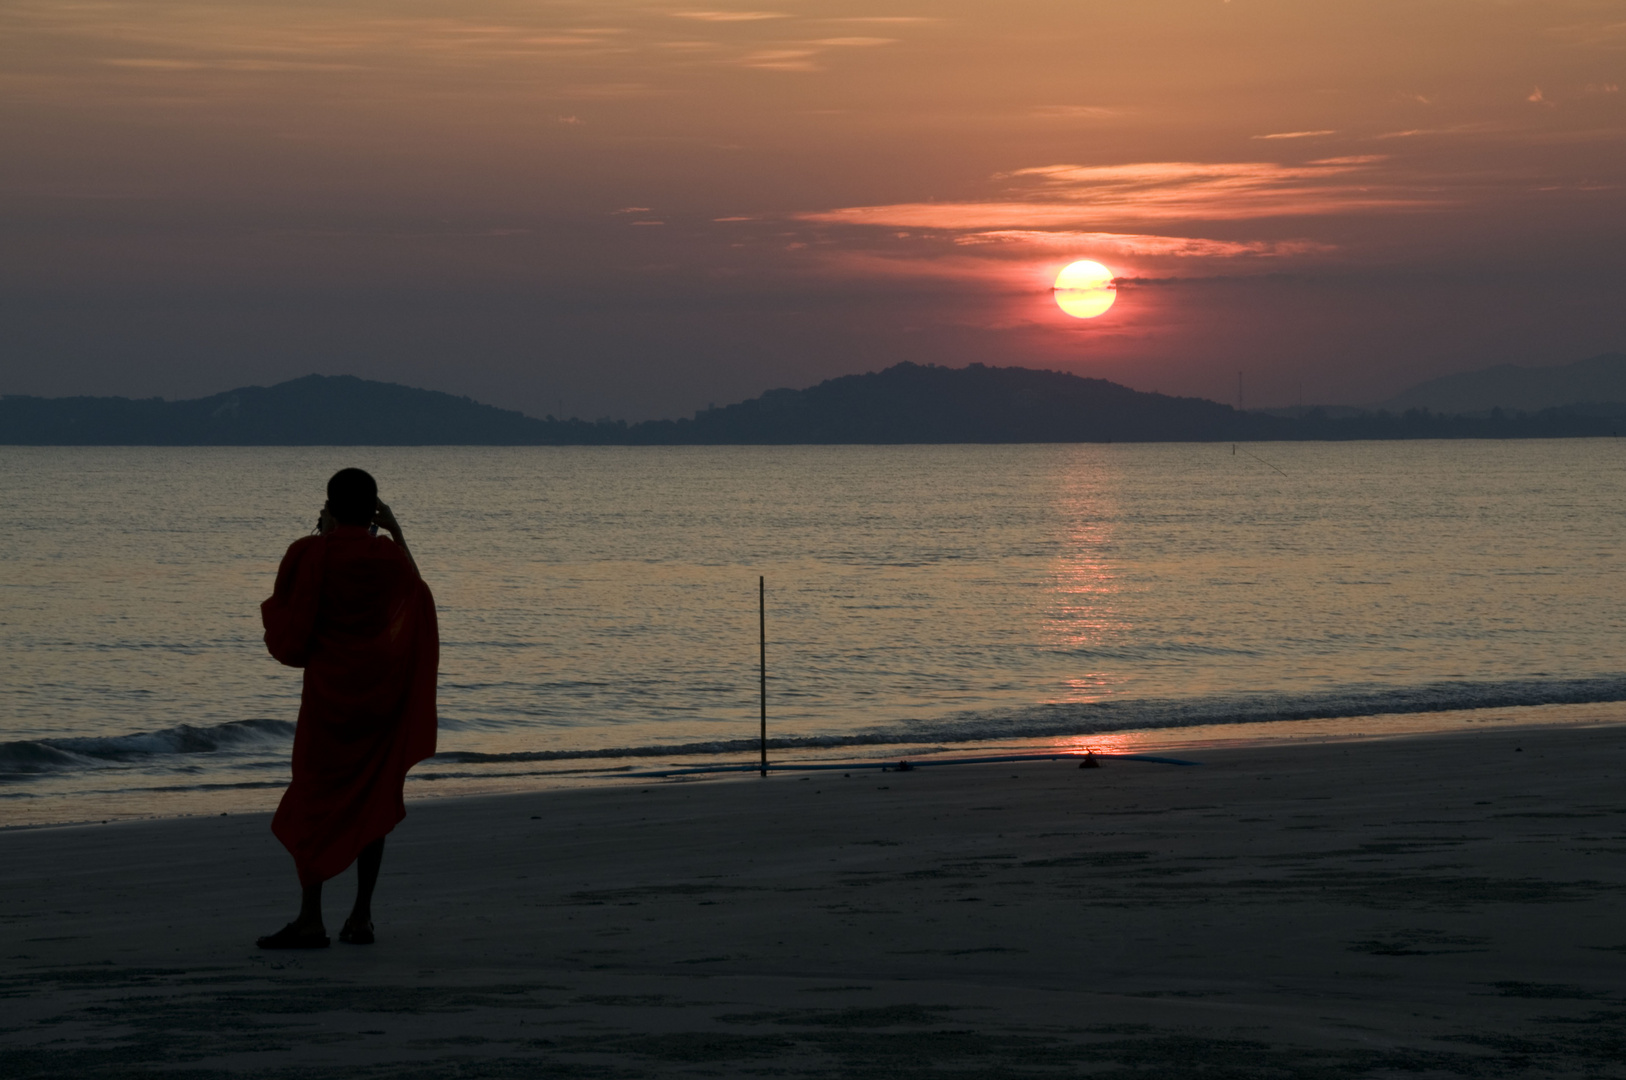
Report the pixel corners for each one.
[1375,352,1626,415]
[642,363,1272,443]
[2,363,1621,445]
[0,375,566,446]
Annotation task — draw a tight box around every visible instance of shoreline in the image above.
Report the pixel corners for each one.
[4,719,1623,1077]
[6,699,1625,831]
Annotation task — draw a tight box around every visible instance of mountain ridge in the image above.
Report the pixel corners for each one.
[1374,352,1626,414]
[2,361,1622,445]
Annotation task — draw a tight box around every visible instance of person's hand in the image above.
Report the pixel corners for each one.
[373,499,418,572]
[373,500,403,537]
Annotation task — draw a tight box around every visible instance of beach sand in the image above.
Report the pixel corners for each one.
[3,718,1625,1078]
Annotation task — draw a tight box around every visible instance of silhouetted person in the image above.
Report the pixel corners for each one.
[256,468,438,948]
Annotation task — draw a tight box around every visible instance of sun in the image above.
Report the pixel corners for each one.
[1053,260,1117,319]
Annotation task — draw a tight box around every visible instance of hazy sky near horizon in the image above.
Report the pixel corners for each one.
[3,0,1624,419]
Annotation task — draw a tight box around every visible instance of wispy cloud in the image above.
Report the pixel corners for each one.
[561,82,654,99]
[726,33,897,71]
[1373,121,1505,139]
[768,159,1386,296]
[737,48,819,71]
[670,11,790,22]
[1544,19,1626,47]
[102,58,358,71]
[1031,105,1122,119]
[22,8,641,89]
[799,158,1423,232]
[1251,130,1336,140]
[951,231,1333,258]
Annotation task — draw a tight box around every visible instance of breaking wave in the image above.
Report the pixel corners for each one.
[0,718,295,779]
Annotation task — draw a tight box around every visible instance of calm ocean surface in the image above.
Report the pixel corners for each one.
[3,442,1625,824]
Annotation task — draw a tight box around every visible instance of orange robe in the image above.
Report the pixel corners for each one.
[262,526,438,886]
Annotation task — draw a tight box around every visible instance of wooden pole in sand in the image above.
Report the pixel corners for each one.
[759,575,767,777]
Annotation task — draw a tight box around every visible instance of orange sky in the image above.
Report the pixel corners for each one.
[3,0,1623,417]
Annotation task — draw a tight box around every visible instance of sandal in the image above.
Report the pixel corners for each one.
[339,917,375,945]
[257,923,330,949]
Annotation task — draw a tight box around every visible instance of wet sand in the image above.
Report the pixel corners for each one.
[3,720,1625,1078]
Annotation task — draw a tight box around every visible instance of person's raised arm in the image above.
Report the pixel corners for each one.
[373,501,419,575]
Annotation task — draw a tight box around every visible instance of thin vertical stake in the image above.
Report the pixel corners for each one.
[759,575,767,776]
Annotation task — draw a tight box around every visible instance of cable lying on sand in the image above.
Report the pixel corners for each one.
[623,749,1200,779]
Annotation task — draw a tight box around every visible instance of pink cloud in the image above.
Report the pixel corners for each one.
[951,231,1333,258]
[1250,130,1336,140]
[798,158,1430,230]
[737,48,820,70]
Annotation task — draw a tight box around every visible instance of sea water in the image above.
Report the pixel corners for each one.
[3,441,1625,824]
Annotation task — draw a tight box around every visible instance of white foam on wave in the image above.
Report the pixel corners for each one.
[0,718,295,778]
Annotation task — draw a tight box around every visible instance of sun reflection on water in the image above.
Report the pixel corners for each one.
[1044,458,1131,704]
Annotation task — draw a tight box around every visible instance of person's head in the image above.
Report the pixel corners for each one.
[326,468,378,527]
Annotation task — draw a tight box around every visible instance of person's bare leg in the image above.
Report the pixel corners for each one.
[343,837,384,941]
[294,880,324,933]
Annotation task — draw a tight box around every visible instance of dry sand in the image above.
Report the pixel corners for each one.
[3,720,1625,1078]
